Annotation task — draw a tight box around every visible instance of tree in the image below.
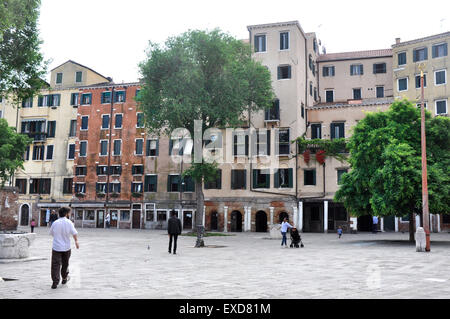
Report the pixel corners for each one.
[138,29,274,247]
[0,0,47,102]
[335,100,450,241]
[0,118,31,186]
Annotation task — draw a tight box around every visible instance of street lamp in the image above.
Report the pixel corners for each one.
[419,63,430,252]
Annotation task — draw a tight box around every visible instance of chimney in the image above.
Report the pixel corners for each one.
[395,38,401,44]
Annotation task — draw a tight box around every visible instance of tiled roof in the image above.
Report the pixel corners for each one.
[317,49,392,62]
[307,98,394,110]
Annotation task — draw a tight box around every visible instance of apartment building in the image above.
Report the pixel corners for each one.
[6,60,110,227]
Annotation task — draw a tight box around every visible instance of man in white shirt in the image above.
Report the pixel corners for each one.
[281,217,294,248]
[49,207,79,289]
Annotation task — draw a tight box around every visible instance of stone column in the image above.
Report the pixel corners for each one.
[293,207,298,228]
[192,210,196,230]
[430,214,433,233]
[380,217,384,232]
[350,217,358,232]
[203,206,206,227]
[247,207,252,232]
[153,208,157,222]
[243,206,248,232]
[437,214,441,233]
[298,202,303,232]
[179,209,184,229]
[323,201,328,233]
[269,207,274,225]
[395,217,399,232]
[223,206,228,233]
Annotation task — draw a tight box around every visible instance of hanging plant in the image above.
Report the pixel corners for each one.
[316,150,326,165]
[303,149,311,164]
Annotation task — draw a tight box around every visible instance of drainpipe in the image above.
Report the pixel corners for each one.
[105,86,115,216]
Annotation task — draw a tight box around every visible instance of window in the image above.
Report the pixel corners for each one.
[254,34,266,52]
[135,89,141,98]
[274,168,293,188]
[75,71,82,83]
[182,176,195,192]
[231,170,246,190]
[146,208,154,221]
[398,52,407,66]
[443,214,450,224]
[168,175,181,192]
[79,141,87,157]
[323,66,335,77]
[24,146,30,160]
[67,144,75,160]
[100,140,108,156]
[376,86,384,98]
[113,140,121,156]
[254,129,271,156]
[157,210,167,221]
[63,178,73,194]
[101,114,110,129]
[46,145,54,160]
[435,100,447,115]
[277,128,290,155]
[350,64,363,76]
[314,88,317,102]
[50,94,61,108]
[144,175,158,192]
[37,95,48,107]
[81,116,89,130]
[416,102,428,109]
[97,165,108,176]
[109,183,121,193]
[21,120,46,141]
[115,114,123,128]
[136,113,144,128]
[280,32,289,50]
[135,139,144,155]
[353,88,362,100]
[413,47,427,62]
[84,210,95,221]
[330,122,345,139]
[204,169,222,190]
[119,210,130,221]
[132,165,144,175]
[32,145,45,161]
[101,92,112,104]
[311,124,322,139]
[265,99,280,121]
[47,121,56,138]
[70,93,79,106]
[81,93,91,105]
[131,183,143,193]
[30,179,51,194]
[252,169,270,189]
[96,183,107,193]
[435,69,446,86]
[325,90,334,103]
[337,169,348,185]
[301,104,305,119]
[75,210,83,220]
[75,166,87,176]
[304,170,316,186]
[22,97,33,108]
[277,65,291,79]
[69,120,77,137]
[114,91,126,103]
[146,139,159,156]
[432,43,448,58]
[15,179,27,194]
[56,73,63,84]
[110,165,122,175]
[415,74,427,88]
[233,130,249,156]
[398,77,408,92]
[373,63,386,74]
[309,82,313,96]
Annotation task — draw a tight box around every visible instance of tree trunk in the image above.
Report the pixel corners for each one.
[195,180,205,247]
[409,212,415,242]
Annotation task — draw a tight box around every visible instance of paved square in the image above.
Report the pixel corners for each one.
[1,227,449,299]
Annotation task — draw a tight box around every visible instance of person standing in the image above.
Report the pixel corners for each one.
[372,215,379,233]
[105,212,111,229]
[281,217,293,248]
[337,226,343,239]
[168,211,182,254]
[49,207,79,289]
[30,219,36,233]
[49,210,58,226]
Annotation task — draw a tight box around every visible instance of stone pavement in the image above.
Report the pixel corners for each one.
[1,227,449,299]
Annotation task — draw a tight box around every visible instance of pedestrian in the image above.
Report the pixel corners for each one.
[49,210,58,226]
[30,219,36,233]
[49,207,79,289]
[168,210,182,254]
[105,212,111,229]
[372,215,379,233]
[281,217,293,248]
[337,226,343,239]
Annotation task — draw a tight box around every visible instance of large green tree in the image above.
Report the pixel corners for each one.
[335,100,450,241]
[138,29,274,247]
[0,0,47,102]
[0,118,31,186]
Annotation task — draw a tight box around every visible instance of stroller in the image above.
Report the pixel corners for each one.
[289,228,304,248]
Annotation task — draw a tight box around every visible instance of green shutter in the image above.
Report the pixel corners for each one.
[252,170,258,189]
[274,170,280,188]
[265,172,270,188]
[288,168,293,188]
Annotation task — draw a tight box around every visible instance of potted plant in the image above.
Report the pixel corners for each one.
[110,192,119,198]
[75,192,85,198]
[96,192,106,198]
[132,192,143,198]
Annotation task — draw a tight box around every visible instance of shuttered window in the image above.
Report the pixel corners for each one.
[252,169,270,189]
[330,123,345,139]
[144,175,157,192]
[274,168,293,188]
[231,170,246,190]
[277,65,291,79]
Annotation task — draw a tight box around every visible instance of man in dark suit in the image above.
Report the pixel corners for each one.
[168,210,182,254]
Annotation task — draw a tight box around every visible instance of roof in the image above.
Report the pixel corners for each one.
[392,31,450,48]
[78,81,141,90]
[247,20,307,38]
[307,97,394,110]
[50,60,111,81]
[317,49,393,62]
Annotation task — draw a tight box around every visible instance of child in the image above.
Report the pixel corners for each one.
[30,219,36,233]
[337,226,343,239]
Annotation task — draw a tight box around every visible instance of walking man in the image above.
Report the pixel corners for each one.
[49,207,79,289]
[168,210,182,254]
[372,215,379,233]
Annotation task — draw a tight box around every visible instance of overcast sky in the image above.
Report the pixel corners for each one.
[39,0,449,83]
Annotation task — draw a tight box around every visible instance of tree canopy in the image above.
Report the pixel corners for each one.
[335,100,450,219]
[0,0,47,102]
[0,118,31,186]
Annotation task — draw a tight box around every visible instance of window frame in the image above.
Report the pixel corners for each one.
[279,31,289,51]
[113,139,122,156]
[99,140,109,157]
[397,77,408,92]
[435,99,448,115]
[434,69,447,86]
[254,34,267,53]
[79,140,88,157]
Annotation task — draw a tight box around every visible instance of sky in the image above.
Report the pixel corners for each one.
[38,0,450,83]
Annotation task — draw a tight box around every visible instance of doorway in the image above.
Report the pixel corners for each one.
[231,211,242,232]
[20,204,30,226]
[278,211,289,223]
[303,204,323,233]
[110,210,118,228]
[132,210,141,229]
[357,215,373,232]
[255,211,268,232]
[210,211,218,231]
[40,209,48,227]
[183,211,193,230]
[96,210,105,228]
[384,216,395,231]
